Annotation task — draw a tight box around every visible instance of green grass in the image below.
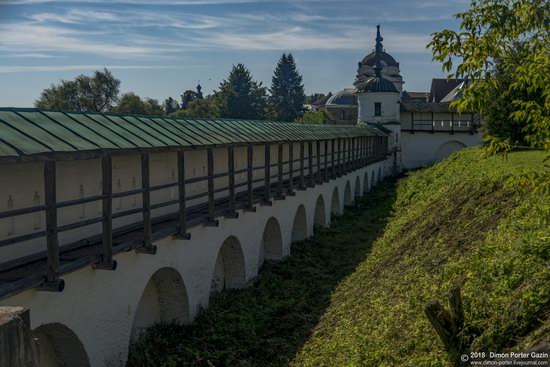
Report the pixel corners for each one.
[128,148,549,367]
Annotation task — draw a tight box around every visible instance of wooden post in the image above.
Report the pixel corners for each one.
[136,152,156,254]
[226,146,238,218]
[349,138,354,170]
[424,287,467,366]
[263,143,272,205]
[308,141,315,187]
[276,143,284,199]
[40,160,64,291]
[411,112,415,133]
[299,141,305,190]
[324,140,329,182]
[331,139,336,178]
[95,155,117,270]
[288,143,294,194]
[245,144,255,212]
[352,138,356,170]
[205,147,218,226]
[432,111,435,133]
[176,150,191,239]
[451,112,455,134]
[337,138,342,177]
[316,140,322,183]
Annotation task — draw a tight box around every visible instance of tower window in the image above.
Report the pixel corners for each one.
[375,103,381,116]
[340,110,345,120]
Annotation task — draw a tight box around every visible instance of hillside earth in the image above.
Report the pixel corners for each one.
[128,148,550,367]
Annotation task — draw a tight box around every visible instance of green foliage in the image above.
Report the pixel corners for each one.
[163,97,180,115]
[35,68,120,112]
[269,53,306,122]
[217,63,268,120]
[128,148,549,366]
[112,92,164,116]
[295,109,330,124]
[170,96,220,118]
[428,0,550,152]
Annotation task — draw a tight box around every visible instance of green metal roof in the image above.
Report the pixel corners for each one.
[0,108,387,161]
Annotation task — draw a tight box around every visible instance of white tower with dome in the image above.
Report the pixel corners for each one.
[354,25,404,94]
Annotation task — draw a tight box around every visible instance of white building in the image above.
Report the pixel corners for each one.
[324,25,483,170]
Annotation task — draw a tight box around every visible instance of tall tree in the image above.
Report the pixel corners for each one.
[269,53,306,122]
[35,68,120,112]
[218,63,267,120]
[429,0,549,152]
[164,97,180,115]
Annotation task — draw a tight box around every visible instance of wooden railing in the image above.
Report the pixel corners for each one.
[0,135,388,295]
[403,112,481,133]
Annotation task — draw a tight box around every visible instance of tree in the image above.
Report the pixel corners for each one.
[35,68,120,112]
[171,96,220,119]
[428,0,549,152]
[217,64,268,120]
[269,53,306,122]
[306,93,326,105]
[164,97,180,115]
[113,93,164,116]
[181,90,198,109]
[295,109,331,124]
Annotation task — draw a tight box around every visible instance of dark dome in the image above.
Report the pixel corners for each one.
[357,76,398,94]
[361,52,399,67]
[326,88,357,106]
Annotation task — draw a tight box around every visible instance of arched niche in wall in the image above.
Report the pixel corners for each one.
[378,167,382,183]
[313,194,327,228]
[211,236,246,294]
[33,323,90,367]
[371,170,376,188]
[259,217,284,267]
[344,181,352,206]
[131,267,190,341]
[330,187,341,216]
[434,141,467,162]
[291,205,307,243]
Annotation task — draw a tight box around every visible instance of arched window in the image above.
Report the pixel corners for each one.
[375,103,381,116]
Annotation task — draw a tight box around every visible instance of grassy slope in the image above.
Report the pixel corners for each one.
[128,148,549,367]
[294,148,549,366]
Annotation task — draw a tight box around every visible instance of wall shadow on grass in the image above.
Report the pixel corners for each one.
[127,180,398,367]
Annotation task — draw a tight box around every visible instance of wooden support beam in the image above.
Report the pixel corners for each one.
[331,139,336,178]
[39,160,64,291]
[246,144,254,210]
[276,143,284,200]
[308,141,314,187]
[324,140,329,182]
[205,147,219,226]
[94,155,117,270]
[136,152,157,254]
[316,140,322,183]
[175,150,191,239]
[299,141,305,190]
[288,143,294,194]
[226,146,238,218]
[263,143,272,205]
[337,138,342,177]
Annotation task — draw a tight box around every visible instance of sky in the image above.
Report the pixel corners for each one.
[0,0,470,107]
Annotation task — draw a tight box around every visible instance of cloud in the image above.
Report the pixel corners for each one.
[195,26,430,52]
[0,22,173,57]
[0,64,202,73]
